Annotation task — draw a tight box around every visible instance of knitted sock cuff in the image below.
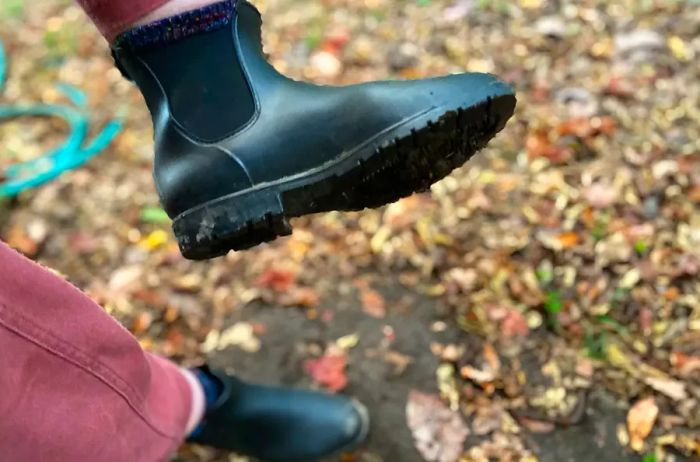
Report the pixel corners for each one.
[113,0,237,52]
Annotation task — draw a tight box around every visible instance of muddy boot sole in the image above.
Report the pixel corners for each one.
[172,94,516,260]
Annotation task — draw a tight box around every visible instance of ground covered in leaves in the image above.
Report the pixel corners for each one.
[1,0,700,461]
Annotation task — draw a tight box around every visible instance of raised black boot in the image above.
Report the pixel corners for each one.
[112,0,516,260]
[188,368,369,461]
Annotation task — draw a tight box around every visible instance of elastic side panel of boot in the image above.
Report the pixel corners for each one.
[136,25,256,143]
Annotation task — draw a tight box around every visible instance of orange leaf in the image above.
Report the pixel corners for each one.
[131,312,152,335]
[360,288,386,318]
[556,231,580,249]
[279,286,320,307]
[257,268,295,292]
[627,397,658,452]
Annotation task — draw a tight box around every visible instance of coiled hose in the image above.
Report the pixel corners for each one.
[0,40,123,197]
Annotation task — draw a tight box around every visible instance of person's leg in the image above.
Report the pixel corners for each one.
[76,0,220,40]
[0,241,368,461]
[0,241,194,461]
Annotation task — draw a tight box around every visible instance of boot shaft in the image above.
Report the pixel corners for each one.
[112,0,264,142]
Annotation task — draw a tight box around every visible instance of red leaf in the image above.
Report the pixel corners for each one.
[256,268,296,292]
[500,310,529,337]
[304,353,348,392]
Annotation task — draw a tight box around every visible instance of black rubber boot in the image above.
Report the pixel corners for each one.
[187,368,369,462]
[112,0,516,260]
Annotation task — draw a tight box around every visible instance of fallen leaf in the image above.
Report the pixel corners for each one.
[360,287,386,318]
[627,397,658,452]
[557,116,616,138]
[257,268,296,292]
[584,183,618,208]
[202,322,262,353]
[460,365,496,384]
[406,391,469,462]
[108,265,144,293]
[482,343,501,373]
[518,416,555,434]
[172,273,203,293]
[501,309,529,337]
[304,352,348,392]
[139,229,169,251]
[556,231,580,249]
[130,312,152,335]
[5,225,40,257]
[670,352,700,378]
[619,268,641,289]
[643,376,687,401]
[336,333,360,350]
[384,350,413,375]
[278,286,320,307]
[472,403,503,436]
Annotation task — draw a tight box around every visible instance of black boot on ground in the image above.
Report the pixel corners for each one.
[187,368,369,462]
[112,0,516,260]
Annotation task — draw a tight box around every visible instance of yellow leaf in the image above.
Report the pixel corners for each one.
[139,229,169,250]
[370,226,392,253]
[668,36,688,61]
[336,333,360,350]
[519,0,543,8]
[619,268,641,289]
[606,342,633,370]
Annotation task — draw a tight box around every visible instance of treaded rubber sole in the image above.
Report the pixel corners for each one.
[173,94,516,260]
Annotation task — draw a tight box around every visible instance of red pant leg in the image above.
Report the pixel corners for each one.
[0,241,192,462]
[76,0,171,38]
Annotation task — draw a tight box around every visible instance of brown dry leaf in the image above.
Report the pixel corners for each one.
[556,116,616,138]
[627,397,658,452]
[5,225,41,257]
[471,403,503,436]
[643,376,688,401]
[406,391,469,462]
[278,286,320,307]
[483,343,501,373]
[384,350,413,376]
[460,365,496,384]
[130,312,152,335]
[670,352,700,378]
[688,184,700,203]
[518,416,555,434]
[526,131,573,163]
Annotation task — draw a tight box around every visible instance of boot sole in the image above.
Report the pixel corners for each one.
[173,93,516,259]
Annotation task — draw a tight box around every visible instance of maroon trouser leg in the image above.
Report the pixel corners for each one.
[0,241,192,461]
[76,0,172,38]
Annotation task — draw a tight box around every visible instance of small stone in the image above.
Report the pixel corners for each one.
[388,43,420,71]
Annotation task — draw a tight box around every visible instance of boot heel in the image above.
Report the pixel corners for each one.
[172,187,292,260]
